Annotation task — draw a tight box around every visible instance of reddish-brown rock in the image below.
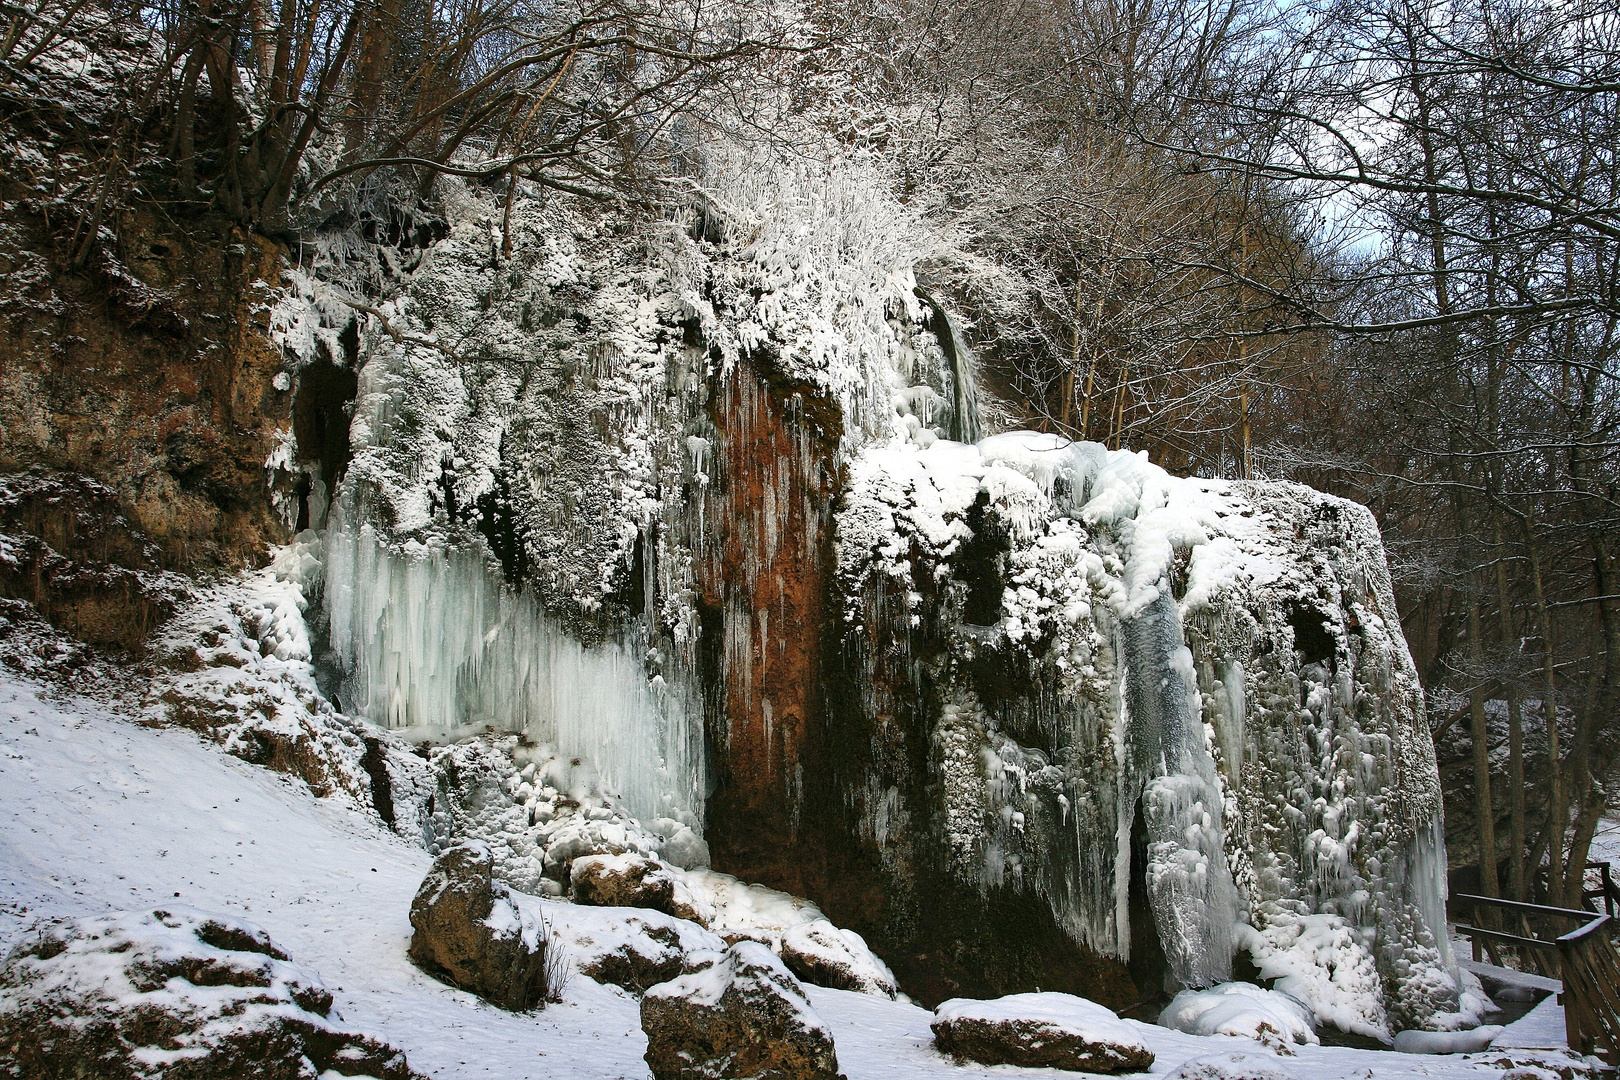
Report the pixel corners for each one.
[571,853,707,924]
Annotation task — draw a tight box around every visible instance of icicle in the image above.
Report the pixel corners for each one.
[323,494,706,829]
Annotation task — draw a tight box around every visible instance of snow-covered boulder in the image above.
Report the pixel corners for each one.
[572,853,708,924]
[1159,983,1317,1051]
[1163,1052,1299,1080]
[1391,1026,1504,1054]
[407,840,554,1010]
[546,899,726,993]
[930,992,1154,1073]
[0,906,423,1080]
[640,941,841,1080]
[780,920,898,999]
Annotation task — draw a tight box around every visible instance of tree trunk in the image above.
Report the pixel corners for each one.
[1470,600,1499,897]
[1495,526,1526,900]
[1529,528,1566,905]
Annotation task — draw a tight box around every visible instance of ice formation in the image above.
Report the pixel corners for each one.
[834,432,1462,1030]
[261,147,1462,1033]
[1159,983,1318,1049]
[323,508,705,828]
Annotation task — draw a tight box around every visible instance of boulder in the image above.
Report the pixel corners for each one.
[0,906,423,1080]
[641,941,842,1080]
[931,992,1154,1073]
[546,900,727,993]
[572,853,708,924]
[407,839,552,1009]
[1159,983,1317,1050]
[779,919,897,999]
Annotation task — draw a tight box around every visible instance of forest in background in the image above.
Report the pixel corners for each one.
[1,0,1616,909]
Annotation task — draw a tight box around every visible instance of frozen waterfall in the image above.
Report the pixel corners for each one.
[322,502,706,830]
[1121,589,1238,989]
[836,430,1463,1029]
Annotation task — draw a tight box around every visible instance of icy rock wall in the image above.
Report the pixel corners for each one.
[305,163,972,848]
[285,159,1450,1026]
[324,497,707,828]
[834,434,1457,1030]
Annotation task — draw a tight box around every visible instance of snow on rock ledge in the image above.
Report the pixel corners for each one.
[930,991,1154,1072]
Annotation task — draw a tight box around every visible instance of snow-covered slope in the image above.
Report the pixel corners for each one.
[0,671,1594,1080]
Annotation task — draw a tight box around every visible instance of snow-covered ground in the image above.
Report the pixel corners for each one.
[0,670,1595,1080]
[1586,812,1620,870]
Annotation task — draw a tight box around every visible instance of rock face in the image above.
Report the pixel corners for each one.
[930,992,1154,1073]
[0,470,189,649]
[407,840,552,1009]
[0,906,422,1080]
[0,17,298,573]
[640,942,842,1080]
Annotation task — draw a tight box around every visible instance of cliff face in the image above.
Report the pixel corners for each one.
[0,52,1462,1027]
[0,183,292,571]
[284,165,1466,1033]
[0,204,293,567]
[0,25,310,639]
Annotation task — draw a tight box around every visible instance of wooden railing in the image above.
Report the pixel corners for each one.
[1586,861,1620,918]
[1453,892,1620,1063]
